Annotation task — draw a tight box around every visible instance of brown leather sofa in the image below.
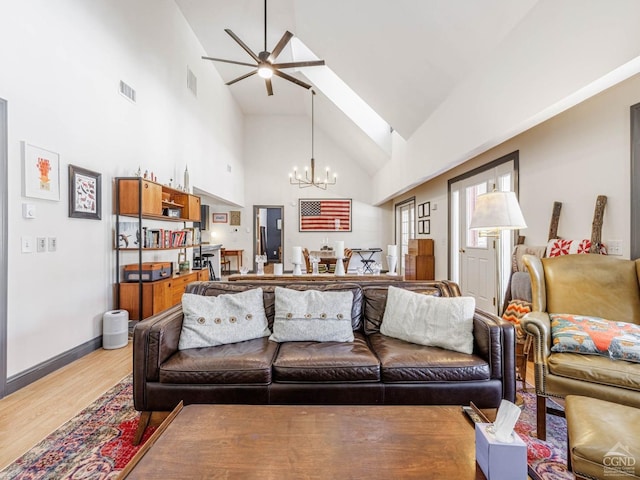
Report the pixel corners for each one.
[521,253,640,440]
[133,280,516,441]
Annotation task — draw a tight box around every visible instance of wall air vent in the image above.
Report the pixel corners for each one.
[187,67,197,97]
[119,80,136,103]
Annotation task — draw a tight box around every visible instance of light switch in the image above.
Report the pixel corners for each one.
[21,236,33,253]
[37,237,47,252]
[48,237,57,252]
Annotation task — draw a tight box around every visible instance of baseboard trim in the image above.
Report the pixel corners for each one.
[5,336,102,395]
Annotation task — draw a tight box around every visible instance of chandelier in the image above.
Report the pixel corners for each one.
[289,90,337,189]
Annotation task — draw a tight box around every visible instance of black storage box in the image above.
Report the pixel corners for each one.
[123,262,172,282]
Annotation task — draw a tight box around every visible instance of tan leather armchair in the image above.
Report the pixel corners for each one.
[521,253,640,440]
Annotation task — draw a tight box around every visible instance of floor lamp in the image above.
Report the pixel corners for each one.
[469,191,527,315]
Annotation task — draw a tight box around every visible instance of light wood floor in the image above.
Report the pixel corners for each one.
[0,341,133,470]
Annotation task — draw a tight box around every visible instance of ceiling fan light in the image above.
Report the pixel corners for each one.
[257,65,273,79]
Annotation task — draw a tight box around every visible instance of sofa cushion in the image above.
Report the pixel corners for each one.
[380,286,475,355]
[362,283,447,335]
[548,352,640,391]
[551,313,640,363]
[159,337,278,385]
[269,287,354,342]
[178,288,270,350]
[369,333,490,383]
[272,332,380,382]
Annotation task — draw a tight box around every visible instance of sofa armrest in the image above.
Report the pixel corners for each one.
[133,305,184,410]
[520,311,551,364]
[473,309,516,403]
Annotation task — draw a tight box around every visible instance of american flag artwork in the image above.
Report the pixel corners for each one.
[299,199,352,232]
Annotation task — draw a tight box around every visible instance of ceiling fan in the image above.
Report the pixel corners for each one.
[201,0,325,96]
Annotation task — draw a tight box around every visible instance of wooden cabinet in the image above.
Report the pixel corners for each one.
[404,239,435,280]
[120,271,206,320]
[117,178,201,222]
[115,177,206,321]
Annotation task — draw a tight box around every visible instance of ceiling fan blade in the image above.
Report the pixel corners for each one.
[272,60,326,69]
[268,31,294,62]
[201,56,256,68]
[265,78,273,96]
[226,70,258,86]
[225,29,261,63]
[273,69,312,90]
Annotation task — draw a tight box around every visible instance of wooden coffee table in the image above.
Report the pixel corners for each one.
[120,404,489,479]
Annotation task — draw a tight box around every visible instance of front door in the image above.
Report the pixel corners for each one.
[450,157,517,315]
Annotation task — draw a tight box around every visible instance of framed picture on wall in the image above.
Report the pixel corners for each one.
[68,164,102,219]
[299,198,352,232]
[423,201,430,217]
[418,203,424,218]
[22,142,61,201]
[423,219,430,234]
[213,213,228,223]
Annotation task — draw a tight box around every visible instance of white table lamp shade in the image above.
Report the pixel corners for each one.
[469,191,527,231]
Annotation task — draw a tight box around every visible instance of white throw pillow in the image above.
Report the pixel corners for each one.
[380,286,475,354]
[269,287,354,342]
[178,288,271,350]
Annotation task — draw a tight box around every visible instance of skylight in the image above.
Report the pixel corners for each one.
[290,38,394,155]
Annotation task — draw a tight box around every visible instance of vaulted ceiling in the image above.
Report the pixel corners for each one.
[175,0,539,176]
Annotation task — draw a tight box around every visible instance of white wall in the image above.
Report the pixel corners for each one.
[390,72,640,279]
[241,115,392,270]
[0,0,244,376]
[374,0,640,205]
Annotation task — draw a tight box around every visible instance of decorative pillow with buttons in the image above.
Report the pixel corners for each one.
[269,287,354,342]
[178,288,271,350]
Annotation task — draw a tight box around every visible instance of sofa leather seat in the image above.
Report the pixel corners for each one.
[369,333,491,383]
[273,332,380,383]
[159,337,278,385]
[547,352,640,391]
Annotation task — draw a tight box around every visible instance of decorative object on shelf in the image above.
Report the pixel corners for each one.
[291,246,303,275]
[387,244,398,275]
[418,201,431,218]
[289,90,337,190]
[334,240,345,276]
[212,213,228,223]
[68,164,101,220]
[299,198,351,232]
[22,142,60,201]
[178,252,190,273]
[183,165,190,193]
[309,254,320,274]
[229,210,241,226]
[469,190,527,314]
[135,166,141,177]
[255,254,267,275]
[201,0,324,96]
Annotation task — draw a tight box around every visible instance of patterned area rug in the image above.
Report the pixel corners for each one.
[0,375,154,479]
[517,390,571,480]
[1,376,569,479]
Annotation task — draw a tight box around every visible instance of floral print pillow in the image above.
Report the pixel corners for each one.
[550,314,640,363]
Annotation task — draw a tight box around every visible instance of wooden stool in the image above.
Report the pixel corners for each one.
[566,395,640,479]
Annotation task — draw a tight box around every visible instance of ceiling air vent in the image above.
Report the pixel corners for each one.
[187,67,197,97]
[119,80,136,103]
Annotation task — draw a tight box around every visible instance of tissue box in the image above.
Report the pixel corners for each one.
[475,423,527,480]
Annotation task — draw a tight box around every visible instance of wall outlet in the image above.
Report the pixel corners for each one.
[48,237,57,252]
[608,240,622,256]
[37,237,47,252]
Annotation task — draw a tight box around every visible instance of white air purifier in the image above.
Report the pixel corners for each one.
[103,310,129,349]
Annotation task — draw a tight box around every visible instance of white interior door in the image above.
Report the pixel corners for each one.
[450,161,515,314]
[395,200,415,274]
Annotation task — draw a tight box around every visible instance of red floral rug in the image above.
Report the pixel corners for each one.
[1,376,569,479]
[517,389,571,480]
[0,375,155,479]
